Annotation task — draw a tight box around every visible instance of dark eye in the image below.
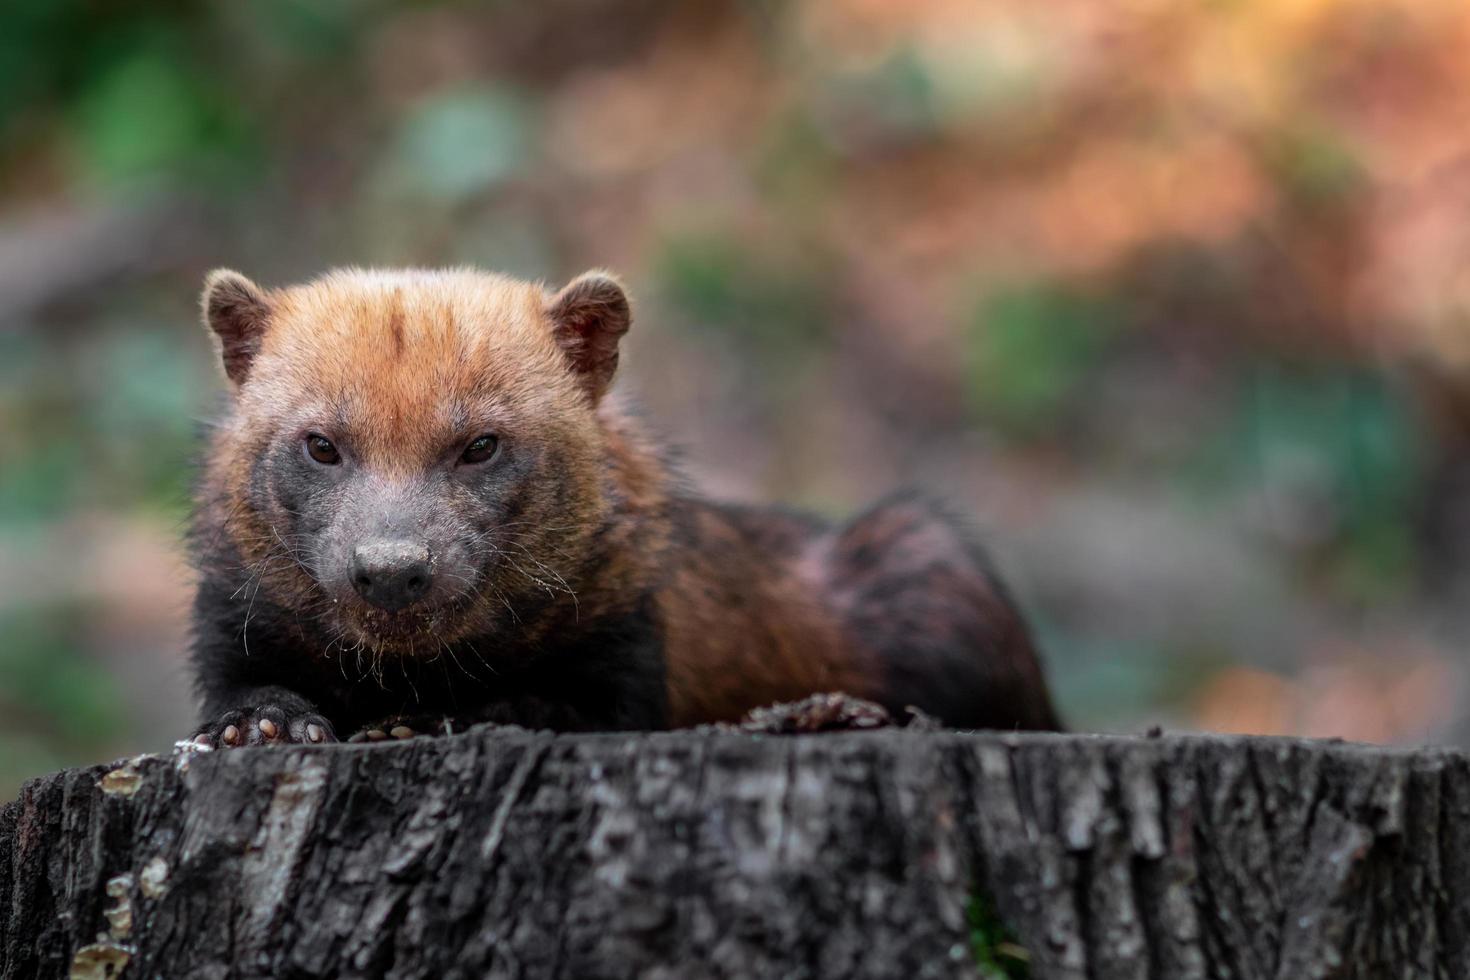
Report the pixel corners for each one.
[305,434,341,466]
[460,434,499,465]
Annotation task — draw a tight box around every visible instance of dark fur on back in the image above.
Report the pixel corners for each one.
[825,493,1059,729]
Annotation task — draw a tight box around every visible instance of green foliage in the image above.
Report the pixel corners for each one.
[968,892,1030,979]
[0,323,207,523]
[452,207,558,281]
[0,735,72,806]
[0,0,397,188]
[0,442,81,524]
[71,50,245,183]
[1189,363,1424,599]
[754,109,840,212]
[0,5,262,186]
[1262,122,1366,210]
[87,326,210,513]
[808,46,941,151]
[0,606,125,748]
[1041,631,1191,728]
[655,234,830,358]
[383,85,533,202]
[240,0,368,57]
[0,603,130,799]
[0,332,83,523]
[964,281,1122,438]
[0,0,152,134]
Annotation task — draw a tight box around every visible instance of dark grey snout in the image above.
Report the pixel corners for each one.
[352,540,431,611]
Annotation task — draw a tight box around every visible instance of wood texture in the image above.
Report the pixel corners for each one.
[2,728,1464,979]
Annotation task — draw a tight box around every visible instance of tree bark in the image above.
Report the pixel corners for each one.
[1,726,1464,979]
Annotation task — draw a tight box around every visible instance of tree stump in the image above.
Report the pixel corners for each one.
[2,725,1465,979]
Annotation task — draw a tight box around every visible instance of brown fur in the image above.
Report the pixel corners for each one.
[191,266,1059,737]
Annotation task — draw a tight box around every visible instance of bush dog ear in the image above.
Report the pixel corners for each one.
[201,269,272,385]
[546,271,631,402]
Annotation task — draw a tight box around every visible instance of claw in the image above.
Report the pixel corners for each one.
[365,729,387,741]
[306,723,325,743]
[222,724,241,746]
[389,725,415,740]
[258,718,278,738]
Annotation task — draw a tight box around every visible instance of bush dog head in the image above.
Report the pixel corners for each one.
[200,267,632,653]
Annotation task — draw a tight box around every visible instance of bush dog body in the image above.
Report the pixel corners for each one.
[190,268,1060,746]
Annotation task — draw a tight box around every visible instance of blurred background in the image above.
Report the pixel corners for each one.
[7,0,1470,796]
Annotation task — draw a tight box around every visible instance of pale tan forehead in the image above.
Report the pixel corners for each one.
[243,270,577,463]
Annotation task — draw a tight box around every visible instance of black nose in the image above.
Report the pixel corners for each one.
[351,540,432,611]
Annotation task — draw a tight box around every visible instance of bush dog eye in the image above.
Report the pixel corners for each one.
[460,434,498,465]
[305,434,341,465]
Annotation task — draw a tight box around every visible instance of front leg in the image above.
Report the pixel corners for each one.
[194,685,337,748]
[346,619,669,741]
